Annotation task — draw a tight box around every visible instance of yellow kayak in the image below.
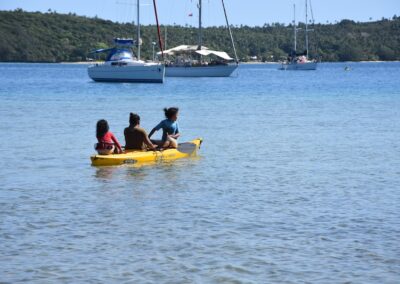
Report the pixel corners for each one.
[91,138,202,166]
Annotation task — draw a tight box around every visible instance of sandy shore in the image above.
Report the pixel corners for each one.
[60,61,101,64]
[61,61,280,65]
[2,60,398,64]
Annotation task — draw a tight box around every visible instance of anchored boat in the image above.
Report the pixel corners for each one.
[88,0,165,83]
[159,0,239,77]
[162,45,237,77]
[88,39,165,83]
[91,138,202,166]
[280,1,318,71]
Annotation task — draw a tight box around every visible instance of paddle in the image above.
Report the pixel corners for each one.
[176,142,197,154]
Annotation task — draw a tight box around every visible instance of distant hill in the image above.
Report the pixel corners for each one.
[0,9,399,62]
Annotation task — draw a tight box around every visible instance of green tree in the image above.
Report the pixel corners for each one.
[0,10,399,62]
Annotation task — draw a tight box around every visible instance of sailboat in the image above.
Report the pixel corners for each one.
[280,1,317,71]
[159,0,239,77]
[88,0,165,83]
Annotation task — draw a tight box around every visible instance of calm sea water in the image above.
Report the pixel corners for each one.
[0,62,400,283]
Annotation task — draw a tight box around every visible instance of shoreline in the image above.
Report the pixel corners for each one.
[0,60,399,64]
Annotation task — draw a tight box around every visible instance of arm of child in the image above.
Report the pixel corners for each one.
[111,133,123,153]
[149,121,164,138]
[170,124,180,139]
[144,135,157,150]
[148,128,157,138]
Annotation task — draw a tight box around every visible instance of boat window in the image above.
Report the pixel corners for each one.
[109,51,133,61]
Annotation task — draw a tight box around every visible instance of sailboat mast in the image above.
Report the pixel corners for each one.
[293,4,297,53]
[152,0,164,58]
[137,0,141,60]
[221,0,239,63]
[305,0,309,57]
[198,0,202,50]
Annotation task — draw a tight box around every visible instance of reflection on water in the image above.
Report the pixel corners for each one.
[94,156,202,181]
[94,167,117,180]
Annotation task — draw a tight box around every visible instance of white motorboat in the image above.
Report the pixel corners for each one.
[160,0,239,77]
[280,1,318,71]
[88,39,165,83]
[88,0,165,83]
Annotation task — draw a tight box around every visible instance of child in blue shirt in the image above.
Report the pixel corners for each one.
[149,107,180,148]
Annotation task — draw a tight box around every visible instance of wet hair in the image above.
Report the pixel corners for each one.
[96,119,109,139]
[164,107,179,119]
[129,113,140,126]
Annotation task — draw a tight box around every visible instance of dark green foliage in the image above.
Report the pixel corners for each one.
[0,10,399,62]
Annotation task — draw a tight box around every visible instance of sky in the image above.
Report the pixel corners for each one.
[0,0,399,27]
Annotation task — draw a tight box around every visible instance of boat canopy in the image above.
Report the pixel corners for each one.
[161,45,208,55]
[114,38,135,47]
[195,50,233,61]
[89,39,135,55]
[159,45,233,61]
[89,48,114,54]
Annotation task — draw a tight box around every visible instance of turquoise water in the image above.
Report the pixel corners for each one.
[1,62,400,283]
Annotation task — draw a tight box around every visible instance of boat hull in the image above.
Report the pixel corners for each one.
[280,62,317,71]
[91,139,202,166]
[88,64,165,83]
[165,64,238,77]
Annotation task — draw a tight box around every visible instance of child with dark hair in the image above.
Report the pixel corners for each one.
[96,119,122,155]
[124,113,157,151]
[149,107,180,148]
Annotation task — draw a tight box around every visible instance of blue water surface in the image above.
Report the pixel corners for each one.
[0,62,399,283]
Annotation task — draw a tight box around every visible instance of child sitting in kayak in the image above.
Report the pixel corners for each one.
[124,113,157,151]
[149,107,180,148]
[95,119,123,155]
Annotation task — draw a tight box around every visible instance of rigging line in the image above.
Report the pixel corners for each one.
[309,0,315,23]
[153,0,164,58]
[308,0,319,59]
[221,0,239,64]
[116,0,136,36]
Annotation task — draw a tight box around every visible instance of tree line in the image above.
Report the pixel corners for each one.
[0,9,399,62]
